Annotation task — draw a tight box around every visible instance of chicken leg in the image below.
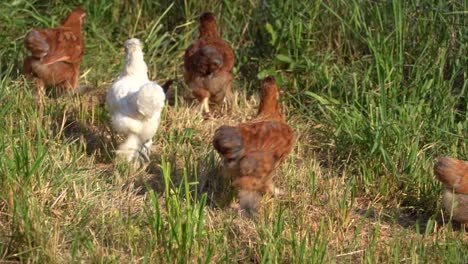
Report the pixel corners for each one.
[201,97,214,120]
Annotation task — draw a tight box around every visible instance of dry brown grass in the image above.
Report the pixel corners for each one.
[8,81,457,262]
[1,1,466,261]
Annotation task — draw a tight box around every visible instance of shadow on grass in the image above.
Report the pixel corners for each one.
[140,152,234,209]
[51,87,116,164]
[355,207,467,234]
[46,85,235,210]
[61,118,115,162]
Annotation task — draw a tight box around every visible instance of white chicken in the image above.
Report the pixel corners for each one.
[107,38,165,163]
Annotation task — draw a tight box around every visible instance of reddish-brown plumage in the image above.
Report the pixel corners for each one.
[256,76,284,122]
[213,76,294,216]
[435,157,468,194]
[184,12,235,119]
[434,157,468,224]
[23,7,86,100]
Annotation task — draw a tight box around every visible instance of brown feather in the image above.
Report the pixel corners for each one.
[23,7,85,96]
[434,157,468,224]
[213,76,294,216]
[434,157,468,194]
[184,12,235,117]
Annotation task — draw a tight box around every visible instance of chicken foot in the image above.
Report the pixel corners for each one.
[201,97,214,120]
[116,135,151,163]
[137,139,152,163]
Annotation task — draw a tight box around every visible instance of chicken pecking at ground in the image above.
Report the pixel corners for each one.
[23,7,86,102]
[184,12,235,120]
[212,76,294,217]
[107,38,166,163]
[434,157,468,225]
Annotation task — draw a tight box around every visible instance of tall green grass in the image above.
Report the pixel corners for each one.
[0,0,466,262]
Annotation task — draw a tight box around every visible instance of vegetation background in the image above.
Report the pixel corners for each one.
[0,0,466,262]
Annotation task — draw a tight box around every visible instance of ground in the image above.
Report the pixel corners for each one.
[0,1,466,263]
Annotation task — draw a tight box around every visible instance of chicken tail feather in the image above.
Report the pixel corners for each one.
[434,157,468,194]
[213,125,244,161]
[193,46,224,75]
[131,82,166,119]
[25,30,50,59]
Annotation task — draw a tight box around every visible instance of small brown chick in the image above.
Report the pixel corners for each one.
[213,76,294,217]
[23,7,86,102]
[434,157,468,224]
[184,12,235,120]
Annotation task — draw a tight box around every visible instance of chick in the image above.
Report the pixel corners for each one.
[184,12,235,119]
[24,7,86,101]
[434,157,468,225]
[213,77,294,216]
[107,39,165,163]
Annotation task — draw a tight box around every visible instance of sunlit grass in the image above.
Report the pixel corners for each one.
[0,0,466,263]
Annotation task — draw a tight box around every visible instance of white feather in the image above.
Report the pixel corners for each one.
[106,38,165,162]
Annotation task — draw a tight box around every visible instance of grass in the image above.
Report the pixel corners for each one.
[0,0,467,262]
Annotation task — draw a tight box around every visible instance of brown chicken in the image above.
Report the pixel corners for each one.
[184,12,235,120]
[212,76,294,216]
[23,7,86,102]
[434,157,468,225]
